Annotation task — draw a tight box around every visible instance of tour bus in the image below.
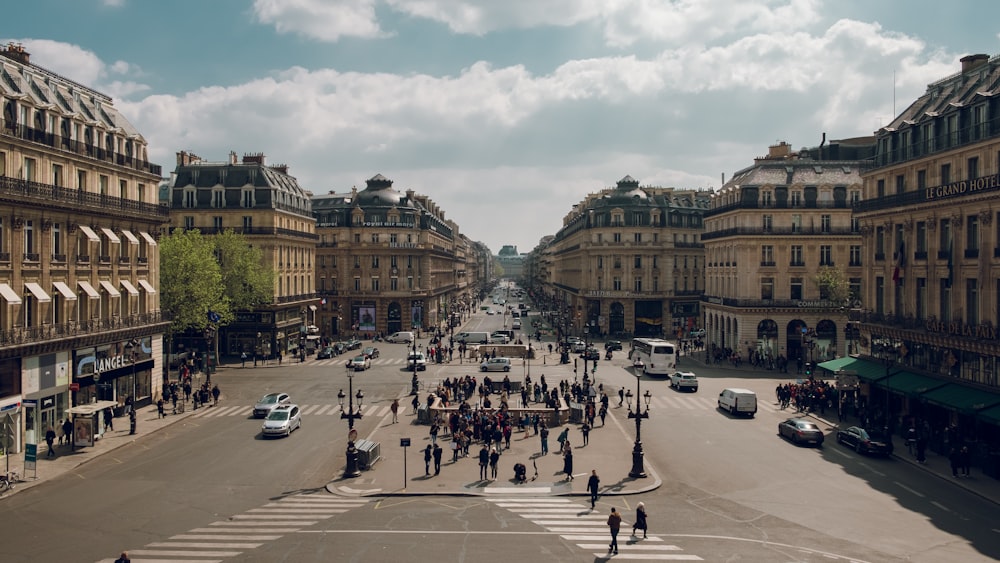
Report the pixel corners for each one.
[628,338,677,376]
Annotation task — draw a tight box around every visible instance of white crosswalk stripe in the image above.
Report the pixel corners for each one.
[189,402,399,419]
[97,495,370,562]
[646,395,780,414]
[487,497,703,560]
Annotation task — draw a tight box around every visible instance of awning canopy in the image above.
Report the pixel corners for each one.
[78,225,100,242]
[139,231,157,246]
[817,357,891,383]
[100,227,120,244]
[120,230,140,245]
[308,305,318,311]
[137,279,156,294]
[120,279,139,296]
[0,283,21,305]
[68,400,119,416]
[879,371,948,396]
[52,281,78,301]
[78,280,100,299]
[978,404,1000,427]
[920,384,1000,415]
[99,280,121,297]
[24,282,52,302]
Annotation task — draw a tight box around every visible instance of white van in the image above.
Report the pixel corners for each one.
[718,388,757,417]
[455,331,490,344]
[385,331,414,343]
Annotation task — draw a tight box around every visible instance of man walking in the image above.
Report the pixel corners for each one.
[45,426,57,457]
[618,387,625,407]
[478,444,489,480]
[62,418,73,448]
[540,425,549,454]
[587,470,600,509]
[423,445,432,476]
[433,443,443,475]
[390,399,399,423]
[607,507,622,554]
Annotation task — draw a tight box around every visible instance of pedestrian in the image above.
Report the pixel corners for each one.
[129,408,136,435]
[45,426,56,457]
[56,419,65,445]
[599,404,607,426]
[949,446,961,477]
[241,351,247,367]
[618,387,625,407]
[632,502,648,538]
[430,422,440,445]
[540,425,549,455]
[104,407,114,431]
[62,418,73,447]
[211,384,221,406]
[562,444,574,480]
[171,390,178,414]
[607,507,622,554]
[114,551,131,563]
[489,446,501,480]
[556,426,569,451]
[587,469,600,508]
[479,444,489,480]
[423,445,432,476]
[433,443,443,475]
[916,435,927,464]
[390,399,399,423]
[960,445,972,476]
[581,421,590,446]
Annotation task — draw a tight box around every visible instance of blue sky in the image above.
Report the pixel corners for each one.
[7,0,1000,254]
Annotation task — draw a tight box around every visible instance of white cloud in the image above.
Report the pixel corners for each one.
[101,0,126,6]
[5,38,151,100]
[252,0,387,41]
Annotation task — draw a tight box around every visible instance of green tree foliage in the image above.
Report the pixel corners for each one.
[160,229,226,337]
[813,266,851,306]
[214,229,274,312]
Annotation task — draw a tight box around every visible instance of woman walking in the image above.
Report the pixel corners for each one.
[632,502,648,538]
[562,444,574,480]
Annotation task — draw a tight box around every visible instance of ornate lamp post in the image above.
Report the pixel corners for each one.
[338,375,365,478]
[410,337,419,395]
[625,376,652,478]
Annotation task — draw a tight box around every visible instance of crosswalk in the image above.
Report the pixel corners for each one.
[645,395,781,414]
[189,402,396,419]
[97,495,370,563]
[487,497,702,560]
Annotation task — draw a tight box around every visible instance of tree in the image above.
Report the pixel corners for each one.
[214,229,274,312]
[813,266,851,306]
[160,229,227,338]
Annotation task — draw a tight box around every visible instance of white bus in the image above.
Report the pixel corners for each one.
[628,338,677,376]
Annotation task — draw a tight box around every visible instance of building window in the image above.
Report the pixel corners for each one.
[820,245,832,266]
[613,257,622,269]
[939,279,951,321]
[895,174,905,194]
[917,170,926,190]
[390,233,398,244]
[354,256,361,268]
[849,245,861,266]
[371,234,379,243]
[634,232,641,243]
[761,245,774,265]
[183,189,196,208]
[761,277,773,300]
[51,164,63,187]
[212,189,224,208]
[613,232,621,243]
[371,256,380,268]
[967,214,980,252]
[916,221,927,254]
[941,163,951,185]
[790,245,803,266]
[875,277,885,314]
[876,179,885,198]
[184,216,195,230]
[653,277,658,291]
[390,255,398,268]
[850,190,860,204]
[790,277,803,300]
[597,256,603,269]
[791,214,801,233]
[242,189,253,208]
[371,278,380,292]
[634,255,641,268]
[23,220,34,257]
[634,278,642,292]
[23,157,36,181]
[99,175,108,195]
[875,226,885,258]
[761,190,772,206]
[613,277,621,291]
[968,156,979,180]
[596,233,603,243]
[916,278,926,320]
[791,191,801,207]
[821,215,831,233]
[242,216,252,230]
[212,216,223,230]
[390,278,398,291]
[939,219,951,254]
[407,276,413,289]
[762,215,772,232]
[52,223,62,256]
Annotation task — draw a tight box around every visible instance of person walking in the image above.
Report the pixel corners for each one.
[618,387,625,407]
[114,551,131,563]
[556,426,569,451]
[562,444,574,480]
[211,384,221,406]
[423,445,432,476]
[489,446,501,480]
[433,443,443,475]
[581,421,591,446]
[156,398,165,419]
[607,507,622,554]
[598,404,607,427]
[478,444,489,480]
[62,418,73,448]
[104,407,114,431]
[632,502,648,538]
[540,425,549,455]
[587,470,600,509]
[45,426,56,457]
[390,399,399,423]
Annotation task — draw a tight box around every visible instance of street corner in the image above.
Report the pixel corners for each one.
[325,478,384,497]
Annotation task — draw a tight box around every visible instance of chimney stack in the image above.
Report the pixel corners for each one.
[0,43,30,65]
[961,54,989,73]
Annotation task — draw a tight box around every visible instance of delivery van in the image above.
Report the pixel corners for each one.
[455,331,490,344]
[718,388,757,417]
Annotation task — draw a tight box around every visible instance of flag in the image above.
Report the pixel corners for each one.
[892,239,905,285]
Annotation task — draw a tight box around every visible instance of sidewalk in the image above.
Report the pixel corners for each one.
[325,398,663,498]
[682,352,1000,507]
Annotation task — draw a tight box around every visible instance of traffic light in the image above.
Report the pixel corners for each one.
[804,362,813,377]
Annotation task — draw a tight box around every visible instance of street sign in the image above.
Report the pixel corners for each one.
[400,438,410,447]
[69,383,80,391]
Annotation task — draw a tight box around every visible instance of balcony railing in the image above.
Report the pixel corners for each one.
[171,226,319,240]
[965,248,980,259]
[52,254,66,262]
[76,255,90,263]
[0,176,170,219]
[23,253,39,262]
[701,226,857,240]
[118,256,131,265]
[0,311,166,348]
[914,251,928,260]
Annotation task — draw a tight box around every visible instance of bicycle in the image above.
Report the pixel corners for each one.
[0,470,18,492]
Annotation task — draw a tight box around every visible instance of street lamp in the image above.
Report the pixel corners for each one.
[338,375,365,478]
[410,338,419,395]
[124,339,138,435]
[881,342,900,437]
[255,332,262,367]
[625,375,652,478]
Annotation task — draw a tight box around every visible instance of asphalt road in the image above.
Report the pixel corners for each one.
[0,298,997,562]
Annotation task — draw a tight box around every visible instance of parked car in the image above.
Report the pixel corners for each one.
[348,355,371,371]
[669,371,699,392]
[261,404,301,437]
[253,392,291,418]
[407,352,428,371]
[332,342,348,355]
[836,426,891,455]
[363,346,380,359]
[486,308,495,315]
[316,346,337,359]
[604,340,623,351]
[344,339,363,351]
[778,417,825,447]
[480,357,512,372]
[581,347,601,360]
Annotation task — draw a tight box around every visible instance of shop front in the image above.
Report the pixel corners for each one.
[74,337,154,414]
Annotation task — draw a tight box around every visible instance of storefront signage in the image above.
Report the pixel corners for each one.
[389,242,418,248]
[925,319,997,339]
[587,290,631,298]
[93,354,131,373]
[925,173,1000,201]
[363,221,414,228]
[797,300,838,308]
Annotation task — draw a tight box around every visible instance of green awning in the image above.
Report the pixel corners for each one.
[880,371,948,396]
[978,404,1000,426]
[817,357,891,383]
[920,384,1000,415]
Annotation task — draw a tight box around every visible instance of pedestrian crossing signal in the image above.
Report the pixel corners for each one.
[804,362,813,376]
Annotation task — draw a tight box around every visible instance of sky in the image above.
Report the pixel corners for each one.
[6,1,1000,255]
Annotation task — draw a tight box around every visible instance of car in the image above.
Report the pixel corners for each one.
[604,340,623,351]
[669,371,699,392]
[344,339,363,350]
[486,308,495,315]
[836,426,892,455]
[689,329,706,338]
[570,341,587,353]
[581,347,601,360]
[253,392,291,418]
[492,330,515,341]
[480,357,512,372]
[490,334,510,344]
[566,336,583,345]
[512,320,522,330]
[332,342,348,355]
[316,346,337,359]
[261,404,301,437]
[385,331,415,344]
[778,417,825,447]
[348,355,371,371]
[407,352,427,371]
[363,346,380,359]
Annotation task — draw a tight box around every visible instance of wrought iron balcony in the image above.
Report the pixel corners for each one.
[0,311,166,349]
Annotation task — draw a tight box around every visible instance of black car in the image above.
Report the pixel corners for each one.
[604,340,623,351]
[581,347,601,360]
[316,346,336,359]
[778,417,825,447]
[332,342,348,355]
[363,346,380,359]
[836,426,892,455]
[344,339,362,351]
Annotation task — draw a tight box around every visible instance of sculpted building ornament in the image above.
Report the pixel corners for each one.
[980,209,993,225]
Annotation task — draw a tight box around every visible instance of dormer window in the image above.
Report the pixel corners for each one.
[242,188,253,208]
[212,188,224,208]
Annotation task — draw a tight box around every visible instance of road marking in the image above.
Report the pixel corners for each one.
[589,553,702,560]
[128,550,239,557]
[192,527,300,533]
[232,514,331,520]
[893,482,925,497]
[170,534,283,541]
[857,463,886,477]
[247,507,349,514]
[147,541,262,548]
[209,520,315,526]
[931,501,951,512]
[577,543,678,550]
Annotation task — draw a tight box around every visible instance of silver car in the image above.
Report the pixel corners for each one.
[262,404,301,437]
[253,392,291,418]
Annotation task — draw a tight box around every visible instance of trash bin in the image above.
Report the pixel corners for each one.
[417,404,430,425]
[569,401,584,423]
[355,439,381,470]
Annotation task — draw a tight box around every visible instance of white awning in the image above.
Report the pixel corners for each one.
[0,283,21,305]
[120,230,140,245]
[120,279,139,296]
[52,281,78,301]
[137,279,156,294]
[78,225,100,242]
[98,280,121,297]
[24,282,51,302]
[78,280,100,299]
[100,227,120,244]
[139,231,157,246]
[308,305,318,311]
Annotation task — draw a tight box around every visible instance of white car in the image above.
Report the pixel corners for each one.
[570,341,587,353]
[262,404,301,437]
[407,352,428,371]
[253,392,291,418]
[489,334,510,344]
[348,355,371,371]
[480,357,512,372]
[669,371,699,392]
